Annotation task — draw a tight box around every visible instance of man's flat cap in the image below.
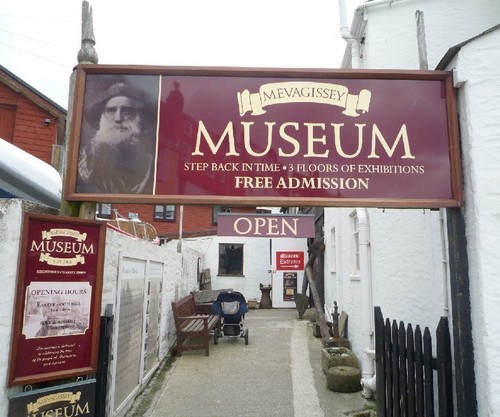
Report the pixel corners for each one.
[85,82,155,129]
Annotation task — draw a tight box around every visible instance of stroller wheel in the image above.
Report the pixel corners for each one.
[244,329,249,345]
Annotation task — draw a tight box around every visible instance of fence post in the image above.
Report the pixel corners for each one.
[375,307,386,417]
[96,309,114,417]
[423,328,434,417]
[437,316,454,417]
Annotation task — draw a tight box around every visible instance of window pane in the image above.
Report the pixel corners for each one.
[212,206,232,224]
[96,203,112,218]
[154,205,176,221]
[218,243,243,275]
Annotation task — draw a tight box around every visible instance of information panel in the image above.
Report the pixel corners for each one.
[65,65,462,208]
[113,256,146,411]
[143,261,163,377]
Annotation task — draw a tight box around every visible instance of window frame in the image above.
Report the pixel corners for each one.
[217,243,244,276]
[350,211,360,277]
[153,205,177,222]
[96,203,112,219]
[212,206,232,225]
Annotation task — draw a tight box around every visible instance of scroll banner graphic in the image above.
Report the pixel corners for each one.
[237,81,371,117]
[39,253,85,266]
[42,229,87,242]
[27,392,81,414]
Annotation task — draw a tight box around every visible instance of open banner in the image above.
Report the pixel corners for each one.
[65,65,462,208]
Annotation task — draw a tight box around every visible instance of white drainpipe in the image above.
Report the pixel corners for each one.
[338,0,361,69]
[339,0,375,398]
[357,208,375,398]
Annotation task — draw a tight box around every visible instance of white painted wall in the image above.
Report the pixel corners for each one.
[175,236,271,301]
[334,0,500,412]
[178,235,308,308]
[323,208,448,360]
[447,28,500,416]
[358,0,500,70]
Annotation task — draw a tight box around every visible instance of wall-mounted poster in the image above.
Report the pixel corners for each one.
[65,65,463,209]
[8,214,106,386]
[143,261,163,378]
[283,272,297,301]
[113,256,146,412]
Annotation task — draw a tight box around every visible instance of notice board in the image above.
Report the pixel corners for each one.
[8,213,105,386]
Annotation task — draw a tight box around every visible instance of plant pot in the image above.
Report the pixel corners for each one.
[321,346,359,373]
[326,366,362,393]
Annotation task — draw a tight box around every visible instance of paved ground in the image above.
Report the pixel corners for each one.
[125,308,375,417]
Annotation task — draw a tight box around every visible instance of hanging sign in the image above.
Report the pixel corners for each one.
[65,65,462,208]
[8,213,106,386]
[217,213,315,237]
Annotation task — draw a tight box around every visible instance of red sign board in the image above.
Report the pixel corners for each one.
[66,65,462,208]
[217,213,314,238]
[276,251,305,270]
[8,214,106,386]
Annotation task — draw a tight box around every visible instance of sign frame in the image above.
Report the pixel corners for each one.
[8,213,106,386]
[65,64,463,208]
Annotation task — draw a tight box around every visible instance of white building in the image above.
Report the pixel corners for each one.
[324,0,500,415]
[178,219,309,309]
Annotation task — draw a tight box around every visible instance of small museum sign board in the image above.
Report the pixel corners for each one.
[65,65,462,208]
[8,213,106,386]
[8,379,96,417]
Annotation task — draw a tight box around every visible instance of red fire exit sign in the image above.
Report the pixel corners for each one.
[276,251,305,270]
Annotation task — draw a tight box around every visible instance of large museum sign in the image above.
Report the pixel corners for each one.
[65,65,462,208]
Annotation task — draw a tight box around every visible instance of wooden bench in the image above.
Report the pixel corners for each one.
[171,293,220,356]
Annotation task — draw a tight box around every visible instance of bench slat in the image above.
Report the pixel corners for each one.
[171,293,220,356]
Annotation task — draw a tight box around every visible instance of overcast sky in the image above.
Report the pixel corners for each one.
[0,0,360,109]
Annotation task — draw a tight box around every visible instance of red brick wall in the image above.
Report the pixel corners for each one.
[0,82,56,164]
[12,96,56,163]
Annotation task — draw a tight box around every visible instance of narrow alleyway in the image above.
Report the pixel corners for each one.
[125,308,374,417]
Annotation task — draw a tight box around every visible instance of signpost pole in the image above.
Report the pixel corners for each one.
[60,0,97,220]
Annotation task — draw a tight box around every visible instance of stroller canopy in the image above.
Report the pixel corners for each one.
[212,291,249,318]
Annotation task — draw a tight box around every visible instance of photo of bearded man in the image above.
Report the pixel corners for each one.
[77,75,159,194]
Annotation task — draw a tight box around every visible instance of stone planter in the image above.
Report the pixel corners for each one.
[321,346,359,374]
[326,366,362,393]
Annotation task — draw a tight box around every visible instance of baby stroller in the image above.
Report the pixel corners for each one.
[212,291,249,345]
